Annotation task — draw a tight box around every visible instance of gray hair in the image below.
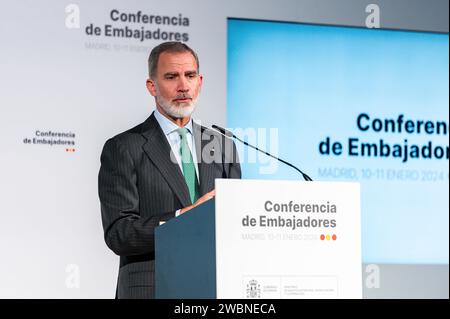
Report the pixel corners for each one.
[148,41,200,79]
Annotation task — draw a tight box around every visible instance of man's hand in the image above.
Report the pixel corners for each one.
[179,190,215,215]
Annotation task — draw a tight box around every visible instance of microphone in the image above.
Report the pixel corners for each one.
[211,124,313,181]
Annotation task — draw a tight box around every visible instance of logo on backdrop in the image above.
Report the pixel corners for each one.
[23,130,77,152]
[65,4,191,43]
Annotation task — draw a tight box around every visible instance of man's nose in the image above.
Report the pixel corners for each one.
[177,76,189,92]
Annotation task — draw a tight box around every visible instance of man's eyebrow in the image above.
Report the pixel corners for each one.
[163,72,179,77]
[185,70,198,75]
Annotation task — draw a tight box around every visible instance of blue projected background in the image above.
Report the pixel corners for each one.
[227,19,449,264]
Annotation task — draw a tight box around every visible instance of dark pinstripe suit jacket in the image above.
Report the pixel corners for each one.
[98,112,241,299]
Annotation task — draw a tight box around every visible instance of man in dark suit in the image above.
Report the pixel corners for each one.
[98,42,241,299]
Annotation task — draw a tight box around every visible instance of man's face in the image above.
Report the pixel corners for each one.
[147,51,203,119]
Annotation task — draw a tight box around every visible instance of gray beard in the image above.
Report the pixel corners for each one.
[158,97,197,119]
[154,82,198,119]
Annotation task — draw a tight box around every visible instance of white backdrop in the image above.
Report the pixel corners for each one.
[0,0,447,298]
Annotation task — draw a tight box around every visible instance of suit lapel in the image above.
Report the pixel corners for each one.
[141,113,192,207]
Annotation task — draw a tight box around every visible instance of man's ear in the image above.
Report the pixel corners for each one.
[198,74,204,90]
[146,78,157,97]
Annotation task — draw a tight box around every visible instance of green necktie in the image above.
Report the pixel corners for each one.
[177,127,200,204]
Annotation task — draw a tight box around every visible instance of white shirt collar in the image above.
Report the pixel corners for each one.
[154,107,193,136]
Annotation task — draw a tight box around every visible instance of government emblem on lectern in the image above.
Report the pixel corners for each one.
[246,279,261,298]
